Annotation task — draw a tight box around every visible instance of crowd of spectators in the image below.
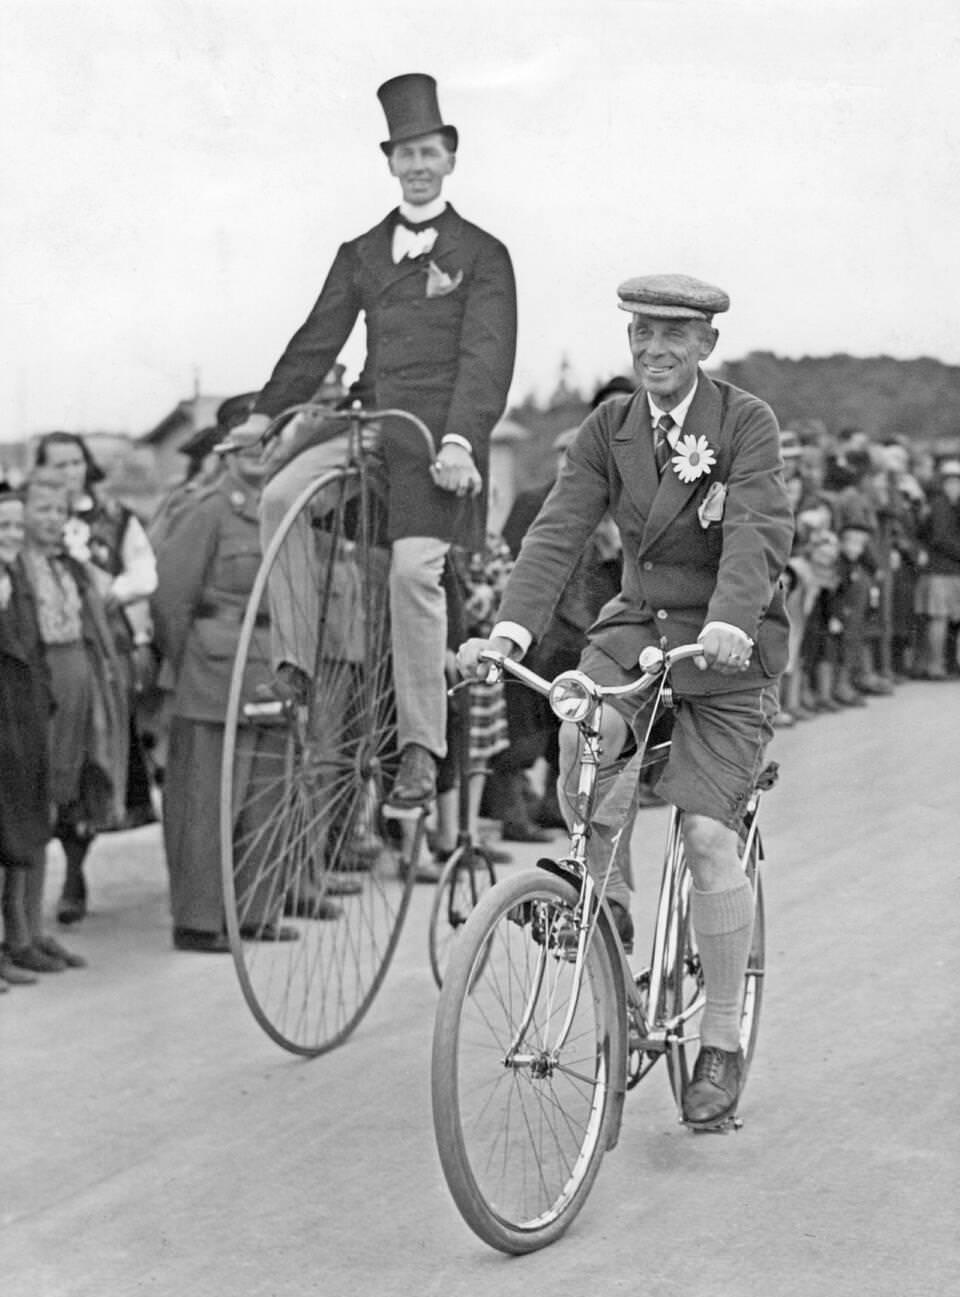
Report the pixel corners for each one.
[777,426,960,726]
[2,403,959,989]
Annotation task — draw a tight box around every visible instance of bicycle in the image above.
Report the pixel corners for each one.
[426,668,501,989]
[431,642,776,1254]
[219,402,437,1056]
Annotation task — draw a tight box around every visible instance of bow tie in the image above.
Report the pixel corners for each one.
[392,222,438,263]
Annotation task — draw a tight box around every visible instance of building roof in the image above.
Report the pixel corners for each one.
[140,395,227,447]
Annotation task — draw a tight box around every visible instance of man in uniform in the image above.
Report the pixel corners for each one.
[227,73,517,808]
[458,274,794,1128]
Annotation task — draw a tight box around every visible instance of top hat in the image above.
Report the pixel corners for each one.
[377,73,458,155]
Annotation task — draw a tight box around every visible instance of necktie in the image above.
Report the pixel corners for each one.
[654,413,676,477]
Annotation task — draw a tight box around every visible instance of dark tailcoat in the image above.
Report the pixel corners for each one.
[253,204,517,549]
[0,560,51,866]
[498,376,795,696]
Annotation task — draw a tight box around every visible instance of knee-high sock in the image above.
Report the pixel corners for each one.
[690,878,755,1052]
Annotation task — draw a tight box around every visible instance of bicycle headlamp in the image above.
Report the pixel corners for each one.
[548,671,597,724]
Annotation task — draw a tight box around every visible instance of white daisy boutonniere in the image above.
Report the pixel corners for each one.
[62,515,92,564]
[671,434,717,484]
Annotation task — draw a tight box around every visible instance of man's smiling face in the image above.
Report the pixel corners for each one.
[628,315,717,410]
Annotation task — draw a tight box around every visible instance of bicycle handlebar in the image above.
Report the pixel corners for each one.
[218,401,438,463]
[477,642,707,716]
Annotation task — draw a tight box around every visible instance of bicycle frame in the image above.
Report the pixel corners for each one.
[479,643,770,1102]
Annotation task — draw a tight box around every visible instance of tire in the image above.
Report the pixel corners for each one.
[432,870,625,1254]
[427,844,498,989]
[664,833,765,1105]
[220,464,419,1055]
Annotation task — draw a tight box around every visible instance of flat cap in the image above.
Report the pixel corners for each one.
[939,458,960,478]
[617,274,730,320]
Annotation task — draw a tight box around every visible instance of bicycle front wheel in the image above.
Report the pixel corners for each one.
[664,833,765,1104]
[221,463,419,1056]
[427,843,497,989]
[432,869,625,1254]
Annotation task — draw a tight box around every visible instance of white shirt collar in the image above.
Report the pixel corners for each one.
[648,376,699,439]
[398,197,447,225]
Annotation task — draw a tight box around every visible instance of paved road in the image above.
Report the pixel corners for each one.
[3,681,958,1297]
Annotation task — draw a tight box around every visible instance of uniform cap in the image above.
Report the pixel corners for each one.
[617,274,730,320]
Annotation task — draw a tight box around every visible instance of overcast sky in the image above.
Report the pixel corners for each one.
[3,0,959,441]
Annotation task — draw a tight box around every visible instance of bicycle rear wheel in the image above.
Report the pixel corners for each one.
[427,844,497,989]
[432,869,625,1254]
[664,833,765,1104]
[221,463,420,1055]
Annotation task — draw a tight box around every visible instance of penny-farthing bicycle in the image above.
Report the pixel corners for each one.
[220,403,434,1056]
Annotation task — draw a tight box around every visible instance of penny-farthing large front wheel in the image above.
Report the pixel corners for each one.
[221,461,420,1056]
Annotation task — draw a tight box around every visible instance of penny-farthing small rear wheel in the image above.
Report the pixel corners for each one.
[221,457,420,1055]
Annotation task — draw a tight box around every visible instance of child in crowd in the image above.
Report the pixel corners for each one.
[0,482,85,986]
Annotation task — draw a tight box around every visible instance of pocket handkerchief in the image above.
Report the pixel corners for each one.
[697,480,727,529]
[425,260,464,298]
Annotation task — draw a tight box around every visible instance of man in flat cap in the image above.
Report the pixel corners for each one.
[227,73,517,814]
[458,274,794,1128]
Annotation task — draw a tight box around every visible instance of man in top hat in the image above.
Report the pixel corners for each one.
[226,73,517,812]
[458,274,794,1128]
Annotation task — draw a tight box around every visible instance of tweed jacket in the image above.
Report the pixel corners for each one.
[497,375,795,696]
[152,467,270,723]
[253,204,517,549]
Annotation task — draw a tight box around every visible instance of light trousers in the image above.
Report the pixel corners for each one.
[260,442,450,758]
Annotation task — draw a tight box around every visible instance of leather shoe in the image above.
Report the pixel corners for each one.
[8,944,66,973]
[500,819,553,844]
[683,1045,744,1126]
[832,685,866,707]
[35,934,87,968]
[238,922,300,942]
[399,855,445,884]
[0,954,39,985]
[173,928,231,953]
[56,894,87,926]
[284,890,344,919]
[389,744,437,807]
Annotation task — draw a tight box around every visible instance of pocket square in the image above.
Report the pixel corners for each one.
[697,480,727,528]
[425,260,464,298]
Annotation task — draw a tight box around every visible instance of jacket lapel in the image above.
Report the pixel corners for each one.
[639,376,723,553]
[611,393,659,518]
[358,205,464,296]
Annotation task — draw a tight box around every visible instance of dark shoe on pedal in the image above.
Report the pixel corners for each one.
[500,819,554,844]
[683,1046,744,1126]
[173,928,231,954]
[389,744,437,807]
